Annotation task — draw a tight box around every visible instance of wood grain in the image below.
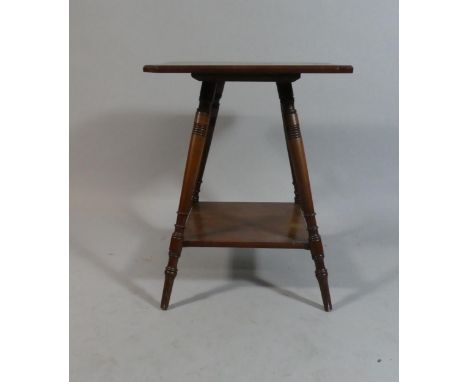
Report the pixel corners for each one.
[184,202,309,249]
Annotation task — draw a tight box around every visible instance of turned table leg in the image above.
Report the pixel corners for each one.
[192,81,225,202]
[277,81,333,311]
[280,97,301,204]
[161,81,219,310]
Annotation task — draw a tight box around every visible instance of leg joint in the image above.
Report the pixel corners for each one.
[171,231,184,240]
[315,268,328,278]
[165,266,178,277]
[307,226,321,242]
[286,124,302,139]
[312,253,325,261]
[168,251,180,260]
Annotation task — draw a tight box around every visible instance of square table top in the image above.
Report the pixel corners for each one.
[143,62,353,74]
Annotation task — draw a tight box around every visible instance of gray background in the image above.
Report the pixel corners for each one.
[70,1,398,381]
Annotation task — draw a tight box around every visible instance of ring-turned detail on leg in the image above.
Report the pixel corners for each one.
[280,102,301,204]
[161,81,218,310]
[192,82,225,202]
[277,81,332,311]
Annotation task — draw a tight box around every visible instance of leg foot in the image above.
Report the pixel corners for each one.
[312,253,332,311]
[161,266,177,310]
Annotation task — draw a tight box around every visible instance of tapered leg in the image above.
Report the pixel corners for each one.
[192,82,225,202]
[161,81,219,310]
[277,82,332,311]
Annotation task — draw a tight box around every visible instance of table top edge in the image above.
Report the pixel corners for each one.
[142,64,354,74]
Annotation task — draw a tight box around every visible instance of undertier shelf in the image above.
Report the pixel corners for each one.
[183,202,309,249]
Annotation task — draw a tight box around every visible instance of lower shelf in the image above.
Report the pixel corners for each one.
[183,202,309,249]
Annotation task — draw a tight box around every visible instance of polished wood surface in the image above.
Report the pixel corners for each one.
[184,202,309,249]
[143,63,353,74]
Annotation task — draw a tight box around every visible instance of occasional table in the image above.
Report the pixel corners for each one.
[143,63,353,311]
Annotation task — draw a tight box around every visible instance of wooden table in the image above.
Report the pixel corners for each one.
[143,63,353,311]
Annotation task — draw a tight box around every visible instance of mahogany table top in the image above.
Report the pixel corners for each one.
[143,62,353,74]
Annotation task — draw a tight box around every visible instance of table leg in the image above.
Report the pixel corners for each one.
[279,96,301,204]
[277,82,333,311]
[192,81,225,202]
[161,81,219,310]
